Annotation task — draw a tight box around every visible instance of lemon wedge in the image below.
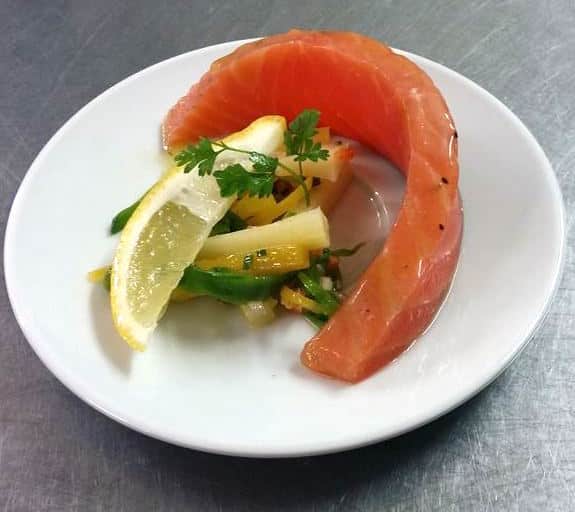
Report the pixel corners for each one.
[110,116,286,350]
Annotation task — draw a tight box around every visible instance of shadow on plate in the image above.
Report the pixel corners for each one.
[159,297,253,347]
[90,285,133,376]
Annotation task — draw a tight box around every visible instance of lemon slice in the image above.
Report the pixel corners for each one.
[111,115,286,350]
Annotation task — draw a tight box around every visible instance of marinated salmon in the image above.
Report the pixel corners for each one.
[163,30,462,382]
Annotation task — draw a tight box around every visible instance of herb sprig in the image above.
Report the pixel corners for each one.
[174,109,330,203]
[284,109,330,162]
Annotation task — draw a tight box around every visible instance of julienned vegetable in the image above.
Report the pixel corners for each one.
[196,245,310,275]
[110,196,143,234]
[198,207,330,259]
[249,177,313,225]
[280,286,327,315]
[179,266,290,304]
[297,271,340,316]
[95,108,360,348]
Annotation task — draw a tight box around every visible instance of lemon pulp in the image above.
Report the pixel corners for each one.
[127,202,208,327]
[110,115,287,350]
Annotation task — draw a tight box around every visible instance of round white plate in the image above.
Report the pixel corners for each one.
[4,39,564,457]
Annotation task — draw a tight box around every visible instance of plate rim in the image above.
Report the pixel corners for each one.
[4,38,566,458]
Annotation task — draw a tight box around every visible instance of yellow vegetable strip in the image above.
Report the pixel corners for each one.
[250,177,313,225]
[280,286,325,315]
[196,245,310,275]
[87,266,109,283]
[231,195,277,219]
[313,127,330,145]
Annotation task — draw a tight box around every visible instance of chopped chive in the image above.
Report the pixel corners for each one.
[243,254,254,270]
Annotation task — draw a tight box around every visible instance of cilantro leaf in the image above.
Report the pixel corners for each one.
[175,138,219,176]
[214,163,275,198]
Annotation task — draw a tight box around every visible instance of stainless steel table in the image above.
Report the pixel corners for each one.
[1,1,573,510]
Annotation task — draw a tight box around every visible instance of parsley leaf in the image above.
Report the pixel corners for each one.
[212,153,278,198]
[299,139,330,162]
[176,109,329,203]
[175,138,219,176]
[249,152,279,174]
[214,163,275,198]
[284,109,321,155]
[284,109,329,164]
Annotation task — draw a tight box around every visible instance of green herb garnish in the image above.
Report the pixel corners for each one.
[297,271,340,316]
[284,109,329,197]
[214,162,276,198]
[174,109,330,204]
[284,109,330,162]
[174,138,218,176]
[328,242,366,258]
[313,243,365,266]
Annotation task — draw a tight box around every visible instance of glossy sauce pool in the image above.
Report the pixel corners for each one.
[329,138,406,290]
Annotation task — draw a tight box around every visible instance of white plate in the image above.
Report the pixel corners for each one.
[4,39,565,457]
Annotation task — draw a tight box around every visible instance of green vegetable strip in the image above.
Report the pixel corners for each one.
[179,266,290,304]
[303,311,328,328]
[297,271,340,316]
[110,198,142,234]
[330,242,366,257]
[208,211,247,236]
